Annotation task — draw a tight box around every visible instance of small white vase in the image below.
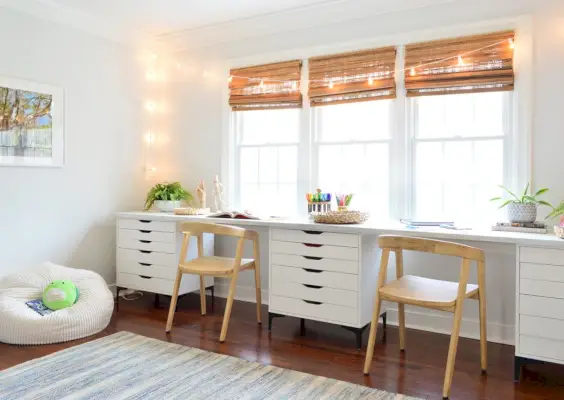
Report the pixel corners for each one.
[506,203,537,223]
[154,200,181,212]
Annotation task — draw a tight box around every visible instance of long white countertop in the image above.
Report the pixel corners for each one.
[115,211,564,248]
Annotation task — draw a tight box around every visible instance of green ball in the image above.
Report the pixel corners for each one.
[42,280,79,311]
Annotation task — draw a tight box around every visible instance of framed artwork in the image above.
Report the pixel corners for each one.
[0,76,64,167]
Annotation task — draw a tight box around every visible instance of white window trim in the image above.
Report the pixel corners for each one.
[222,16,533,220]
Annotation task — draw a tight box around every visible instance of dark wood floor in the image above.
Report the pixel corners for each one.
[1,293,564,399]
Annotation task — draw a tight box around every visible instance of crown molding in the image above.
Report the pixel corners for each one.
[156,0,459,53]
[0,0,154,47]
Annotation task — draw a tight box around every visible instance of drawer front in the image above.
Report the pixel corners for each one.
[117,273,175,295]
[270,295,357,326]
[520,278,564,300]
[117,248,177,267]
[520,262,564,283]
[117,259,177,280]
[272,265,358,291]
[271,229,359,248]
[118,237,176,254]
[520,247,564,266]
[520,315,564,342]
[520,295,564,320]
[119,219,176,233]
[119,229,175,243]
[271,280,357,308]
[271,253,358,274]
[271,240,358,261]
[520,335,564,362]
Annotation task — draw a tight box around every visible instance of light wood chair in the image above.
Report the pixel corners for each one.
[165,222,261,343]
[363,235,487,400]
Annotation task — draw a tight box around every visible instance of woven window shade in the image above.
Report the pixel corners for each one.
[405,30,515,97]
[308,46,396,107]
[229,60,302,111]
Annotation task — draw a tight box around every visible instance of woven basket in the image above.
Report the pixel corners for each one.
[173,207,210,216]
[554,225,564,239]
[313,210,369,225]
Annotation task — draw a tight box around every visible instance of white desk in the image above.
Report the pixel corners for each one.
[115,211,564,380]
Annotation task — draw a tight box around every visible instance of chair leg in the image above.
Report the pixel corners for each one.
[254,266,262,324]
[398,303,406,351]
[478,291,488,373]
[199,276,206,316]
[219,272,239,343]
[165,270,183,333]
[363,296,383,375]
[442,301,464,399]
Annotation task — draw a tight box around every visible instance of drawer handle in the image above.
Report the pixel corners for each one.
[303,256,323,261]
[303,300,322,305]
[139,240,152,244]
[303,230,323,235]
[139,230,152,234]
[303,268,323,273]
[139,250,152,254]
[139,263,152,266]
[303,243,323,248]
[303,284,323,289]
[139,220,151,223]
[139,275,152,280]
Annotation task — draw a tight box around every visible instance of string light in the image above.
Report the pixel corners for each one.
[457,55,465,66]
[368,77,374,85]
[145,130,155,145]
[259,79,265,88]
[509,38,515,49]
[146,70,156,81]
[328,80,334,89]
[228,75,233,83]
[145,100,156,112]
[410,67,416,76]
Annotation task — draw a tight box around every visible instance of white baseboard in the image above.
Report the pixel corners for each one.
[213,282,514,345]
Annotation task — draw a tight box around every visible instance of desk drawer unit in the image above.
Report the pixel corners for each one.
[516,246,564,377]
[116,219,213,298]
[268,228,376,339]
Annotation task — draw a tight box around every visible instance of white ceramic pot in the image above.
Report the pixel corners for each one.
[154,200,181,212]
[507,203,537,223]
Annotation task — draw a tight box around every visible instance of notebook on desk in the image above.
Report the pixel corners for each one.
[207,211,259,220]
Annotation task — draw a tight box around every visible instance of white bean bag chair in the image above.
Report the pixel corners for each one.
[0,262,114,345]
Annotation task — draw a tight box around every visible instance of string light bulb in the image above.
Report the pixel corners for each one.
[145,100,156,112]
[145,130,155,145]
[228,75,233,83]
[328,80,334,89]
[368,77,374,85]
[509,38,515,49]
[410,67,416,76]
[457,55,465,66]
[259,79,265,88]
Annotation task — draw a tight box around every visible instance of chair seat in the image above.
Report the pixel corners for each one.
[379,275,479,308]
[179,256,255,276]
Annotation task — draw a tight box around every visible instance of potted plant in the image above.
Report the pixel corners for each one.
[490,183,552,223]
[144,182,193,212]
[547,201,564,239]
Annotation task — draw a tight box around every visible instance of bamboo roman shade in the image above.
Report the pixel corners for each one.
[405,30,515,97]
[229,60,302,111]
[308,46,396,106]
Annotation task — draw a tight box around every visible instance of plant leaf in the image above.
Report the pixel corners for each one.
[489,197,502,202]
[498,200,513,209]
[498,185,521,202]
[534,188,549,197]
[522,182,530,199]
[537,200,553,208]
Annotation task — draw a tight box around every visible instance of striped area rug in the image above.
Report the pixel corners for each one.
[0,332,421,400]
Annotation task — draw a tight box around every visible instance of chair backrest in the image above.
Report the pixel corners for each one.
[378,235,484,262]
[180,222,257,240]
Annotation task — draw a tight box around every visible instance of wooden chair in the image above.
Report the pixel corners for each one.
[363,235,487,400]
[165,222,261,343]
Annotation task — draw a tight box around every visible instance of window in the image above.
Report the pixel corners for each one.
[313,100,392,217]
[233,109,301,216]
[409,91,512,224]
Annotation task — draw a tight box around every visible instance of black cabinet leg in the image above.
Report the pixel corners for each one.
[154,294,160,308]
[382,311,387,330]
[115,286,121,311]
[514,356,544,382]
[300,318,306,336]
[268,312,286,332]
[341,324,369,350]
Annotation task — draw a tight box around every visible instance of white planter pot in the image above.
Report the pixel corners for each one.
[154,200,181,212]
[506,203,537,223]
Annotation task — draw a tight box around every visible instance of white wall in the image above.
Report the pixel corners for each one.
[0,7,147,283]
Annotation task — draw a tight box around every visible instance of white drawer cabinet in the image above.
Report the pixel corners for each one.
[516,245,564,379]
[116,218,213,297]
[269,228,382,349]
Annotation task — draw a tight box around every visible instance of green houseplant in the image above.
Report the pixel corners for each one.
[490,183,552,223]
[145,182,193,212]
[547,201,564,239]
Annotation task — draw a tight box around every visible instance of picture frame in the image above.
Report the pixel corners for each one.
[0,76,64,167]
